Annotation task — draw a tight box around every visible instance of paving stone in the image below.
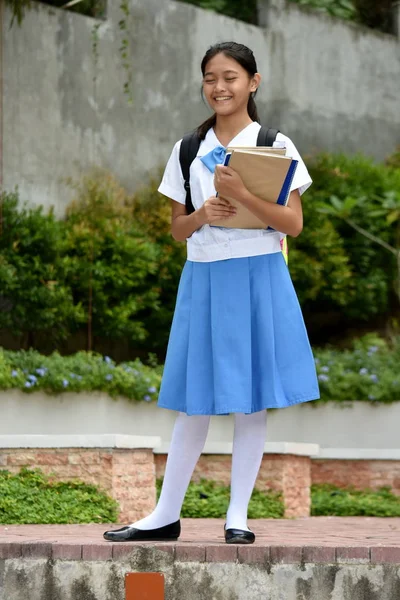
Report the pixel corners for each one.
[21,542,52,558]
[82,544,112,561]
[206,545,238,562]
[175,544,205,562]
[336,546,370,562]
[52,543,82,560]
[0,543,21,559]
[303,546,336,563]
[238,545,270,565]
[270,545,302,564]
[371,546,400,564]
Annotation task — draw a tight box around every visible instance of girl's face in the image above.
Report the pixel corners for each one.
[202,53,260,118]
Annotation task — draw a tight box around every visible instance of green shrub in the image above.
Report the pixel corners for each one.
[0,346,162,401]
[156,478,284,518]
[314,333,400,404]
[0,191,84,344]
[156,477,400,519]
[180,0,258,24]
[0,468,119,524]
[291,152,400,324]
[311,483,400,517]
[289,0,356,20]
[2,332,400,404]
[63,171,161,346]
[131,173,186,353]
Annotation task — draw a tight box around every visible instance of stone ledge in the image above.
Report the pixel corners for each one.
[313,448,400,460]
[2,541,400,565]
[0,434,162,449]
[1,519,399,564]
[155,441,320,456]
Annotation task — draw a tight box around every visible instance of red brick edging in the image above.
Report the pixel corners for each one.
[1,519,400,565]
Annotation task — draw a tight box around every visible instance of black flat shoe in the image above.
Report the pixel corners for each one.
[224,524,255,544]
[103,520,181,542]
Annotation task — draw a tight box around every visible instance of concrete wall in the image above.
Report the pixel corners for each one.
[2,0,400,217]
[1,391,400,452]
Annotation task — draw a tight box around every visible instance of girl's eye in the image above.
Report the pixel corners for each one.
[204,80,215,84]
[225,78,236,81]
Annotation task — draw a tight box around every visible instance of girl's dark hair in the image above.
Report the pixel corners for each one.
[197,42,259,140]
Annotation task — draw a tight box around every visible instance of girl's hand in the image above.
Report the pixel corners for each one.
[214,165,247,202]
[196,196,237,225]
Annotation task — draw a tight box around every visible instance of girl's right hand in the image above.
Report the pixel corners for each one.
[196,196,237,225]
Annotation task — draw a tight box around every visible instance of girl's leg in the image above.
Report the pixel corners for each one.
[226,409,267,531]
[129,412,210,529]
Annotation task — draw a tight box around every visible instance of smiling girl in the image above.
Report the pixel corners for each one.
[104,41,319,545]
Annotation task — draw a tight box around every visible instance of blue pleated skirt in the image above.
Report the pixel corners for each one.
[157,252,320,415]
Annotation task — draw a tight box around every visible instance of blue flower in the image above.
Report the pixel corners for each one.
[62,379,69,387]
[321,366,329,372]
[368,346,379,354]
[318,374,329,382]
[370,374,378,383]
[77,375,83,381]
[28,374,37,383]
[368,394,376,400]
[148,386,157,394]
[11,370,18,377]
[144,395,151,402]
[359,368,368,375]
[314,358,319,364]
[104,356,112,364]
[25,381,32,388]
[35,368,47,377]
[105,374,113,381]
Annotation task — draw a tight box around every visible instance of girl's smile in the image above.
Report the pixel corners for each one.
[203,54,259,117]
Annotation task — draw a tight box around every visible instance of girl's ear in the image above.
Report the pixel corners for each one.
[250,72,261,93]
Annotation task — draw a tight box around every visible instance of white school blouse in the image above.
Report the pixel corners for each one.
[158,121,312,263]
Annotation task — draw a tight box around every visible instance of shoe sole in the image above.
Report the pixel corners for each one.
[104,536,179,542]
[225,536,255,545]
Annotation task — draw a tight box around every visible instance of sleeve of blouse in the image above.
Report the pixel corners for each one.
[157,139,186,205]
[276,133,312,196]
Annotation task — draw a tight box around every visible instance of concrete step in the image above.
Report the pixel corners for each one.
[1,518,400,599]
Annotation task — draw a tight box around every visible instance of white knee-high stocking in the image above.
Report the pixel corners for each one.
[226,410,267,531]
[129,412,210,529]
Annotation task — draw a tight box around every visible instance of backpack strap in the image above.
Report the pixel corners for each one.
[179,131,202,215]
[179,126,280,215]
[256,126,280,147]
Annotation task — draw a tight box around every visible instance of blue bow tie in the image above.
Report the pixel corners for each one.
[200,145,226,173]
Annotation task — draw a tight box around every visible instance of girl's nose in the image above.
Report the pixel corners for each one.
[214,82,227,93]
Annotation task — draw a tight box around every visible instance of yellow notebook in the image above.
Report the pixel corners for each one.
[212,149,298,229]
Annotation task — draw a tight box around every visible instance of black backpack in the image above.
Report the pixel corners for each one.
[179,126,279,215]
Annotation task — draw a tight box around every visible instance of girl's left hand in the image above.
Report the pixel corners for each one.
[214,165,247,202]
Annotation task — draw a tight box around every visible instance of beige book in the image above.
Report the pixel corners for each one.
[227,146,286,156]
[212,150,295,229]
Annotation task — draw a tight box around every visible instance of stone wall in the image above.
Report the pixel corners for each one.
[2,445,400,522]
[155,453,312,518]
[0,447,156,522]
[312,459,400,495]
[2,0,400,216]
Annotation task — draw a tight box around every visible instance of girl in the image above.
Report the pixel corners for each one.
[104,41,319,545]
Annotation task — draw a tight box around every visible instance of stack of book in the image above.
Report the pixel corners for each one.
[212,146,298,229]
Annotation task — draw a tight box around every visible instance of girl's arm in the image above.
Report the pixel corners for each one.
[170,201,202,242]
[239,188,303,237]
[170,197,236,242]
[214,165,303,238]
